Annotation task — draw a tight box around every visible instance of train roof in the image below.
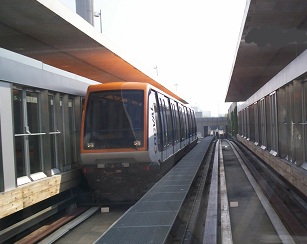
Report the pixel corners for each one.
[0,0,187,104]
[87,82,190,106]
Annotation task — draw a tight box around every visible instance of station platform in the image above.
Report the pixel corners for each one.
[94,136,213,244]
[93,138,295,244]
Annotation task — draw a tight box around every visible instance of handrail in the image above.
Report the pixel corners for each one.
[49,130,61,135]
[15,131,46,136]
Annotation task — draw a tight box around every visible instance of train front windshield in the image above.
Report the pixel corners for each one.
[83,90,144,149]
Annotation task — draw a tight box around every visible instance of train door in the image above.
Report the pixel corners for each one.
[157,93,172,161]
[148,89,162,163]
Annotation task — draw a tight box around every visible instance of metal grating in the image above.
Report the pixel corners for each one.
[141,192,186,202]
[95,136,213,244]
[96,226,170,244]
[115,211,178,227]
[131,201,182,213]
[154,179,191,186]
[149,184,190,193]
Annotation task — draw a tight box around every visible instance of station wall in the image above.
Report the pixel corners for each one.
[0,48,98,192]
[237,76,307,171]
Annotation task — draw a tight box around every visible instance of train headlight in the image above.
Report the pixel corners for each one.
[87,142,95,148]
[134,140,141,146]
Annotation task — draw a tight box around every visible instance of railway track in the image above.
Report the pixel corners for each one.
[226,139,307,243]
[27,139,215,244]
[166,138,216,243]
[5,138,307,243]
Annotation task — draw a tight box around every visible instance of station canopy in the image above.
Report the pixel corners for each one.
[226,0,307,102]
[0,0,187,103]
[2,0,307,104]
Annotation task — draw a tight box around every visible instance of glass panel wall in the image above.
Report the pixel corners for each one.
[12,86,82,183]
[293,80,303,165]
[269,92,278,154]
[260,98,267,147]
[249,105,255,141]
[277,87,287,159]
[13,89,43,177]
[254,102,259,144]
[286,83,294,162]
[69,98,77,167]
[49,94,58,169]
[13,89,27,177]
[0,111,3,191]
[26,91,43,174]
[238,79,307,169]
[304,81,307,165]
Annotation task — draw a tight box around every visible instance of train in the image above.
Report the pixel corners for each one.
[80,82,198,201]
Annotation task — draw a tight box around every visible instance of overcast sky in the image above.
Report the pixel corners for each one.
[60,0,247,116]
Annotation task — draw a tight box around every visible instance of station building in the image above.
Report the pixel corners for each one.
[227,0,307,197]
[0,0,184,218]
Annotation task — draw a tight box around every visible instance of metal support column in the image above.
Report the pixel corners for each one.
[0,82,16,191]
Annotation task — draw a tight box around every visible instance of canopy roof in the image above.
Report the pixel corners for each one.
[0,0,187,103]
[225,0,307,102]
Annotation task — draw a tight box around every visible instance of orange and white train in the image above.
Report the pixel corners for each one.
[80,82,198,201]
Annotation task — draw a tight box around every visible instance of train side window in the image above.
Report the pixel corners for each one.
[190,110,194,136]
[187,108,192,137]
[178,105,182,141]
[159,98,166,151]
[171,102,180,143]
[165,97,173,146]
[183,107,188,139]
[178,104,185,141]
[172,105,177,142]
[190,109,195,136]
[192,110,197,136]
[153,92,163,151]
[161,99,168,147]
[186,108,190,137]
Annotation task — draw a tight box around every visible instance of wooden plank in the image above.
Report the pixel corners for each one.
[0,189,22,207]
[0,170,83,217]
[0,199,23,218]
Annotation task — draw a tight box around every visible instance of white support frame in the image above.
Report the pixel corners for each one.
[0,81,16,191]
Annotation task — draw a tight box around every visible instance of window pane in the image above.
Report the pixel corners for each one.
[84,90,144,149]
[49,95,57,168]
[26,92,41,174]
[68,98,77,167]
[13,89,26,177]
